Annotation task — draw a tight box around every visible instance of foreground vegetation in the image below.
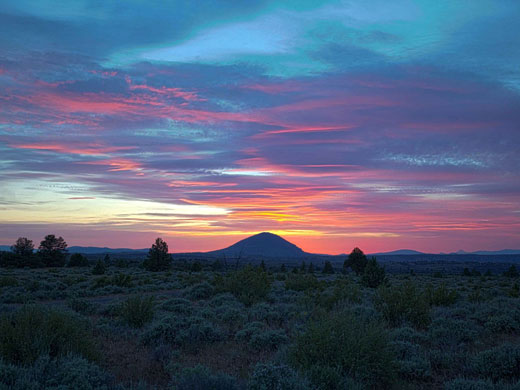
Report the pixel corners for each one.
[1,241,520,389]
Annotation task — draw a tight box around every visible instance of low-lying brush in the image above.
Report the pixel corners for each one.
[0,306,98,364]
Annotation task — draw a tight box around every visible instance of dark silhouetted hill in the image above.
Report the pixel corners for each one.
[208,232,307,258]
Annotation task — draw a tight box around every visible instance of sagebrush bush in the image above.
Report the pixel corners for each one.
[444,377,494,390]
[319,278,362,309]
[0,354,115,390]
[290,309,396,389]
[284,273,321,292]
[161,298,193,314]
[374,281,431,328]
[426,283,458,306]
[171,364,240,390]
[184,281,214,300]
[142,314,223,347]
[0,306,98,364]
[214,265,271,306]
[248,329,288,351]
[248,362,311,390]
[471,343,520,382]
[120,295,155,328]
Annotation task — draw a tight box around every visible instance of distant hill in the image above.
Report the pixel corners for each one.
[68,246,148,254]
[208,232,307,258]
[370,249,424,256]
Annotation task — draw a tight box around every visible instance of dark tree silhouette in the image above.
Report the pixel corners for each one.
[344,247,368,275]
[308,262,315,274]
[38,235,68,267]
[92,258,106,275]
[143,237,171,271]
[68,253,89,267]
[322,260,334,274]
[103,254,111,266]
[260,260,267,272]
[504,265,519,278]
[11,237,34,257]
[361,257,386,288]
[280,264,287,272]
[300,261,307,273]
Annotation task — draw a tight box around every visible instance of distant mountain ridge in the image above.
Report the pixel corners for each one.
[1,236,519,257]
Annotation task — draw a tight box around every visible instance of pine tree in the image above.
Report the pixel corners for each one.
[38,234,68,267]
[322,261,334,274]
[143,238,172,271]
[344,247,368,275]
[308,262,315,274]
[361,257,386,288]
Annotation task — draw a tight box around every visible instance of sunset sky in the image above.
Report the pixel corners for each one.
[1,0,519,254]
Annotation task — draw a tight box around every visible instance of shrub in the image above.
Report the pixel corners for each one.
[235,322,265,343]
[0,306,98,364]
[248,329,288,351]
[284,273,320,292]
[361,257,386,288]
[92,259,106,275]
[68,298,96,315]
[172,365,240,390]
[504,265,519,278]
[374,282,431,328]
[184,281,214,300]
[215,265,271,306]
[444,378,494,390]
[162,298,193,315]
[425,283,458,306]
[0,354,116,390]
[120,295,155,328]
[319,278,362,310]
[248,362,311,390]
[290,309,396,389]
[142,315,223,347]
[68,253,89,267]
[111,273,132,287]
[471,343,520,382]
[0,276,18,287]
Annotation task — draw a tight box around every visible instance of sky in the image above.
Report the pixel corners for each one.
[1,0,519,254]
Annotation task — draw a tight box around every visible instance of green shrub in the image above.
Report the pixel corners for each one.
[215,265,271,306]
[0,276,18,287]
[248,362,311,390]
[142,315,223,347]
[68,253,89,267]
[426,283,458,306]
[92,259,106,275]
[444,378,494,390]
[0,306,98,364]
[290,309,396,389]
[248,329,288,351]
[172,365,240,390]
[68,298,96,315]
[120,295,155,328]
[360,257,386,288]
[111,273,132,287]
[0,354,115,390]
[284,273,320,292]
[319,278,362,310]
[184,281,215,300]
[374,282,431,328]
[471,343,520,382]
